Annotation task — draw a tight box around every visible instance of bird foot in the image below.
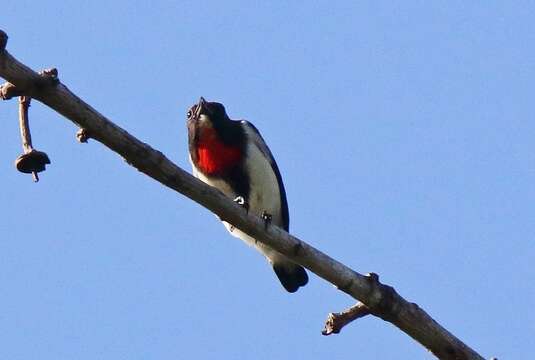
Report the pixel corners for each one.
[261,211,272,230]
[233,196,249,213]
[230,196,249,233]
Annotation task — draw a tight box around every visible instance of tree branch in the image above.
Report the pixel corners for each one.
[0,29,487,360]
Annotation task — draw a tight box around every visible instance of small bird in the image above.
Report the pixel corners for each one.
[187,97,308,293]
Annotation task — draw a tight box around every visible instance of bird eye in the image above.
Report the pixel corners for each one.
[187,110,192,118]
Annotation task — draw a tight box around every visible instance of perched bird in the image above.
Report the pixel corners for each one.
[187,97,308,292]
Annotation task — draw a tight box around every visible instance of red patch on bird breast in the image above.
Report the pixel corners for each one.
[196,127,242,175]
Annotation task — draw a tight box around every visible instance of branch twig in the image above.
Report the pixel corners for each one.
[13,95,50,181]
[322,302,371,335]
[0,29,487,360]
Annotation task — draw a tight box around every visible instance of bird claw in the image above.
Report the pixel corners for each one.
[233,196,249,213]
[261,211,272,230]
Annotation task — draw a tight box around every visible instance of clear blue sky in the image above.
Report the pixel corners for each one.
[1,2,533,359]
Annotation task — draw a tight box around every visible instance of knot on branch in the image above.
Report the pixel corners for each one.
[369,283,399,321]
[76,128,90,143]
[39,68,58,80]
[37,68,59,89]
[1,68,59,100]
[358,273,401,322]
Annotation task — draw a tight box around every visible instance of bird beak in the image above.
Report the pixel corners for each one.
[195,97,207,118]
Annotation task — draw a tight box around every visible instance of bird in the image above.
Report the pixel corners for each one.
[186,97,308,293]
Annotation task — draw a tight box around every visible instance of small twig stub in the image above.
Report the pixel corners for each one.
[76,128,90,143]
[322,302,371,336]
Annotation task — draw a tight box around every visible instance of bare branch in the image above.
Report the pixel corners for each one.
[322,302,371,335]
[0,29,486,360]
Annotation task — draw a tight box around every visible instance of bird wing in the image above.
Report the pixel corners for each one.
[240,120,290,231]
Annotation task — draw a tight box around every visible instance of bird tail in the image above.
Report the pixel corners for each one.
[272,261,308,293]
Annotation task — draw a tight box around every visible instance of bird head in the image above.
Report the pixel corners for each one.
[187,97,229,128]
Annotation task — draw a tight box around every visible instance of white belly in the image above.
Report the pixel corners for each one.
[189,141,285,262]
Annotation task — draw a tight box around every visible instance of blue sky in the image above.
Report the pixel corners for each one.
[1,2,533,359]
